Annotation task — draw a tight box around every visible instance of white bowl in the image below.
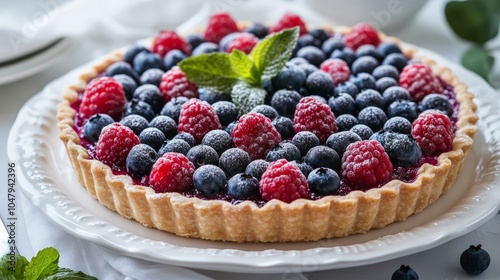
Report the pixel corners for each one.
[303,0,429,32]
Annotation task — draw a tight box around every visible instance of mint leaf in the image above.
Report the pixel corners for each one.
[231,81,267,114]
[1,253,29,280]
[179,52,239,92]
[229,49,261,87]
[250,27,299,82]
[42,268,98,280]
[24,247,59,280]
[461,46,494,84]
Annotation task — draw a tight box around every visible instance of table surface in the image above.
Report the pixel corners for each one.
[1,1,499,279]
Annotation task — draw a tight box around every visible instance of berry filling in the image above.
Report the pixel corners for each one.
[69,13,461,207]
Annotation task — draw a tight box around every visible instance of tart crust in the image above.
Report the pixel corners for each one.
[57,27,478,242]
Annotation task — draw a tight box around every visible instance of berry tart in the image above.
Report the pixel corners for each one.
[57,12,478,242]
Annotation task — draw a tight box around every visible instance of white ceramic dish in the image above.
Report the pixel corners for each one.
[7,45,500,273]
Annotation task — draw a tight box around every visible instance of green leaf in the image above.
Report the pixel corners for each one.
[1,253,29,280]
[229,49,260,87]
[42,268,98,280]
[24,247,59,280]
[231,81,267,114]
[178,52,239,92]
[445,0,500,44]
[461,46,495,84]
[250,27,299,82]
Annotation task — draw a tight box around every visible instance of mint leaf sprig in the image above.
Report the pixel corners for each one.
[179,27,299,113]
[445,0,500,86]
[1,247,97,280]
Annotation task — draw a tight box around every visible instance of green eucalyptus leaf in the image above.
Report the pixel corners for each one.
[461,46,494,84]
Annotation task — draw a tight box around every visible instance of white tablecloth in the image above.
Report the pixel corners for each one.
[1,0,499,279]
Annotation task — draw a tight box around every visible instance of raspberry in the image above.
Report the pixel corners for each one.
[411,110,453,155]
[341,140,393,189]
[152,30,191,57]
[95,123,140,169]
[159,67,198,102]
[320,58,351,86]
[259,159,309,203]
[343,22,381,50]
[293,97,338,143]
[177,99,221,143]
[231,112,282,160]
[204,12,239,44]
[399,63,443,102]
[226,32,259,54]
[79,77,126,120]
[149,152,195,193]
[269,13,307,36]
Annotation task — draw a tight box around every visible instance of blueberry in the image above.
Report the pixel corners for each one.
[245,159,270,180]
[227,173,260,200]
[120,114,149,135]
[330,48,356,66]
[297,34,322,49]
[113,74,137,101]
[212,101,239,127]
[326,131,362,157]
[355,45,383,62]
[391,265,419,280]
[271,64,306,92]
[351,73,377,91]
[139,127,166,151]
[370,130,390,146]
[383,132,422,166]
[420,93,453,117]
[460,245,490,275]
[304,70,334,98]
[387,100,418,122]
[202,130,233,156]
[133,84,165,113]
[321,37,345,57]
[336,114,358,131]
[333,81,359,98]
[139,68,164,86]
[172,132,196,147]
[158,139,191,156]
[219,32,240,52]
[307,167,340,195]
[296,46,326,67]
[272,116,295,139]
[251,104,279,120]
[382,53,408,72]
[372,65,399,80]
[292,131,320,157]
[198,88,231,104]
[351,56,379,75]
[192,42,219,56]
[289,57,309,65]
[133,51,162,75]
[383,86,410,108]
[270,89,302,117]
[124,99,155,121]
[304,146,340,170]
[160,96,189,122]
[376,77,399,93]
[149,115,177,139]
[225,121,237,135]
[245,23,268,39]
[193,165,227,198]
[309,28,330,44]
[219,148,251,178]
[163,49,187,71]
[355,89,384,110]
[310,95,328,104]
[266,142,301,162]
[357,106,388,131]
[106,61,139,81]
[185,34,205,50]
[328,93,357,116]
[124,45,149,66]
[83,114,114,143]
[187,145,219,168]
[292,161,314,177]
[384,116,412,134]
[126,144,158,178]
[298,63,319,77]
[377,42,402,57]
[350,124,373,140]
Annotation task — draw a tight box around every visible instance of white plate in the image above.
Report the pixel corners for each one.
[0,38,73,86]
[7,46,500,273]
